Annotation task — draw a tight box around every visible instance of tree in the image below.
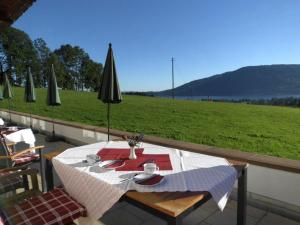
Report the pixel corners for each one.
[45,53,70,89]
[33,38,51,87]
[54,44,102,91]
[0,27,40,86]
[81,57,103,91]
[54,45,86,90]
[0,27,103,91]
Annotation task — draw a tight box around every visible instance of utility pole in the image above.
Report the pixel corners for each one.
[171,57,175,99]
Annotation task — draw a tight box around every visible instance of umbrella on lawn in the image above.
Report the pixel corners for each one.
[98,43,122,141]
[46,64,61,141]
[3,73,13,124]
[24,66,36,130]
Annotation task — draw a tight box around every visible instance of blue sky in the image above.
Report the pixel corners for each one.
[14,0,300,91]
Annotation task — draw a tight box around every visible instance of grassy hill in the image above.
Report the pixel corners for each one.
[1,87,300,160]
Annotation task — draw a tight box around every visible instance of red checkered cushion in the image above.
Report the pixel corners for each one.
[0,171,23,194]
[12,153,39,165]
[0,187,87,225]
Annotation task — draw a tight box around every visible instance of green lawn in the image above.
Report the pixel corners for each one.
[2,87,300,160]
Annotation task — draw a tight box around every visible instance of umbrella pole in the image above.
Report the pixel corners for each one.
[52,106,55,138]
[30,102,32,129]
[46,106,61,142]
[107,103,110,141]
[30,103,38,134]
[8,99,11,123]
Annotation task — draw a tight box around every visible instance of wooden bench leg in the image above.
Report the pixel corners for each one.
[45,158,54,191]
[237,167,247,225]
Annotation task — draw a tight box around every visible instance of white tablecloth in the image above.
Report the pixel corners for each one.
[4,128,36,148]
[53,141,237,219]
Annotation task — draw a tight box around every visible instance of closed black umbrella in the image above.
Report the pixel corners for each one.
[47,64,61,106]
[46,64,61,141]
[98,43,122,141]
[3,73,13,124]
[24,66,36,130]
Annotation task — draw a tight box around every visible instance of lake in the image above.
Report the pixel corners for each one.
[160,95,300,101]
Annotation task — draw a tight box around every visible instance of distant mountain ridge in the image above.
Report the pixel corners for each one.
[156,64,300,96]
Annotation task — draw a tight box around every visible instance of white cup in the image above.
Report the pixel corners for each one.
[86,154,100,165]
[143,163,159,175]
[8,126,18,131]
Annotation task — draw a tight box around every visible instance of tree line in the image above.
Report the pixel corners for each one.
[0,27,103,91]
[203,97,300,107]
[246,97,300,107]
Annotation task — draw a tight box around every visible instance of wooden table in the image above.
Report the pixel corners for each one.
[44,152,247,225]
[121,162,248,225]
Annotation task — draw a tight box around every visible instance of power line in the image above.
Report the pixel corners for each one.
[171,57,175,99]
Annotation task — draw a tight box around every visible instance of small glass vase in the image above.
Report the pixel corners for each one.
[129,146,137,160]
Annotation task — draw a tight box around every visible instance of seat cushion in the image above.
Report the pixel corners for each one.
[12,153,39,165]
[0,171,23,194]
[0,187,87,225]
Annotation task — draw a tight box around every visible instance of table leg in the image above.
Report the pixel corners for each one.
[45,158,54,191]
[38,149,45,192]
[22,174,29,190]
[167,217,183,225]
[237,167,247,225]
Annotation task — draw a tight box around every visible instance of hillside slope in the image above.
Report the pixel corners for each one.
[157,64,300,96]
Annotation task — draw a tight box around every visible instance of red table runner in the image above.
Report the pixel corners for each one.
[97,148,173,171]
[97,148,144,160]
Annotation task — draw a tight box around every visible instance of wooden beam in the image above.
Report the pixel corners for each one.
[0,11,13,23]
[0,0,36,31]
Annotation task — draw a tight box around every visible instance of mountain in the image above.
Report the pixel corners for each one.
[156,65,300,97]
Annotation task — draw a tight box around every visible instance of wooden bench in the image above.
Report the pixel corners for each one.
[121,161,248,225]
[0,169,87,225]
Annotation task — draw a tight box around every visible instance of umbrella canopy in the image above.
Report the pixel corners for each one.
[47,64,61,106]
[3,73,13,99]
[98,43,122,141]
[24,66,36,102]
[98,43,122,103]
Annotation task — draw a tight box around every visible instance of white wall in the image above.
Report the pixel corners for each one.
[247,165,300,207]
[1,111,110,143]
[1,110,299,208]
